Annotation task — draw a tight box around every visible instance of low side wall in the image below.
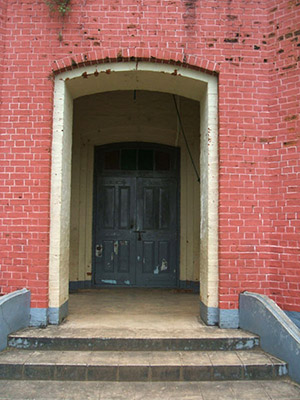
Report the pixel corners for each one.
[0,289,31,351]
[285,311,300,330]
[240,292,300,384]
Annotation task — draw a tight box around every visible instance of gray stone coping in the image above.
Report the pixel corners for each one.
[0,289,31,351]
[240,291,300,384]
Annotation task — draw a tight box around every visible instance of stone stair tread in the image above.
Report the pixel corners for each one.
[0,348,286,367]
[8,327,260,351]
[8,326,259,339]
[0,349,288,381]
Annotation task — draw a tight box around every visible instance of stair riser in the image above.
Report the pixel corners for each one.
[8,338,260,352]
[0,364,288,382]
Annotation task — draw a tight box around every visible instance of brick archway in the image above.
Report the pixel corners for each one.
[48,59,219,327]
[51,49,220,77]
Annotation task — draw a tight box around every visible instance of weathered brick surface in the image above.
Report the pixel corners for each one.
[0,0,299,313]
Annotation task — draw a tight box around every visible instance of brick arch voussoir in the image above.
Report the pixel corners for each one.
[51,49,220,76]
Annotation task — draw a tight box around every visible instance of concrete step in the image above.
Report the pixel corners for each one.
[1,380,300,400]
[8,327,260,351]
[0,348,288,382]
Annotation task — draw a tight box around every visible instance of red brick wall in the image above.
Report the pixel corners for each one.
[0,0,52,308]
[0,0,299,313]
[266,0,300,313]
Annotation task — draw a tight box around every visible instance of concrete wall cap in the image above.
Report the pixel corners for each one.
[241,292,300,344]
[0,289,30,306]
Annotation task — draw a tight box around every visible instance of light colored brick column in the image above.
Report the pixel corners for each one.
[48,77,73,324]
[200,79,219,325]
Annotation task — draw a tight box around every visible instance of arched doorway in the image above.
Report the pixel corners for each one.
[49,61,219,326]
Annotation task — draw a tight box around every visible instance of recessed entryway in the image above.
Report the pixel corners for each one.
[70,91,201,292]
[49,62,218,326]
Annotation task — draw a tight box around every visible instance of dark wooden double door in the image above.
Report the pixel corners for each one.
[93,144,179,288]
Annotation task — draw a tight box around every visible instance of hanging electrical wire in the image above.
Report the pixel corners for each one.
[173,95,200,183]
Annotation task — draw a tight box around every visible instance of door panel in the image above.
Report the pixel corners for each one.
[142,241,155,274]
[103,187,115,228]
[102,240,114,272]
[136,178,177,287]
[143,188,155,229]
[118,240,131,273]
[94,177,136,285]
[159,188,170,229]
[119,187,131,229]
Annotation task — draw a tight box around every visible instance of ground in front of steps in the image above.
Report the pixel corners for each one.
[1,380,300,400]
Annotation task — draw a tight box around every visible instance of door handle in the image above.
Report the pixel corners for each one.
[95,244,103,257]
[133,230,146,241]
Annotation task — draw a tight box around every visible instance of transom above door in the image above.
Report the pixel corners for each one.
[93,143,180,288]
